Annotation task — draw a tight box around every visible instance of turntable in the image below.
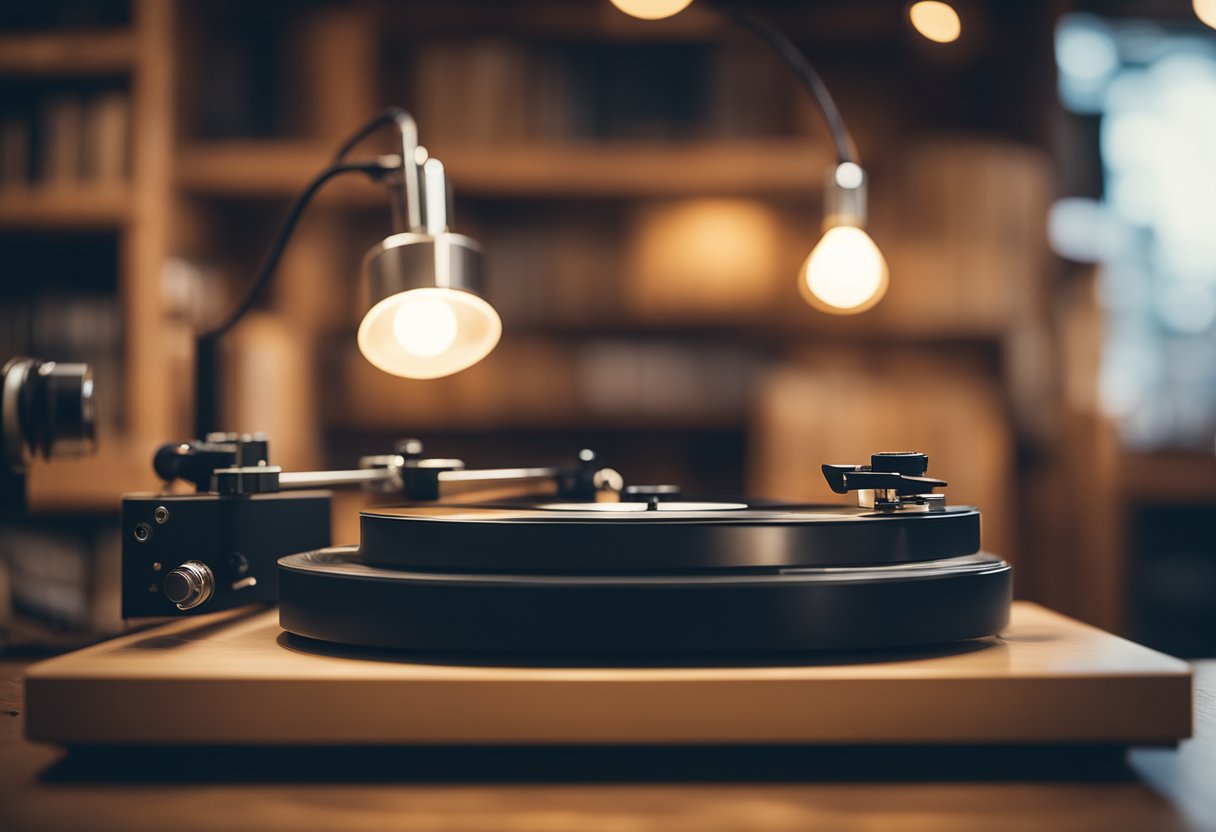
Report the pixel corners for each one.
[279,450,1008,655]
[23,440,1191,748]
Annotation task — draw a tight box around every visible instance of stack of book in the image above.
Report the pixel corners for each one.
[0,89,128,190]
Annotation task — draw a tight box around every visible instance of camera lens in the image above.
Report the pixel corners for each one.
[2,357,96,474]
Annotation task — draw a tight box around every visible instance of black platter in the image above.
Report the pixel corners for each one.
[357,500,982,572]
[278,495,1012,655]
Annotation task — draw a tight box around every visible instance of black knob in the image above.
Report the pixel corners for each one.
[870,452,928,477]
[164,561,214,610]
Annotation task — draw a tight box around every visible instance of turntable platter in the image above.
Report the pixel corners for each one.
[279,546,1011,654]
[358,501,982,572]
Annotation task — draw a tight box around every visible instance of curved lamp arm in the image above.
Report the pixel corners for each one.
[706,0,885,311]
[195,110,418,436]
[707,0,857,165]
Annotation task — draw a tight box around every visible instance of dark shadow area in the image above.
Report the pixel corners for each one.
[116,606,272,652]
[40,743,1136,786]
[276,630,1001,668]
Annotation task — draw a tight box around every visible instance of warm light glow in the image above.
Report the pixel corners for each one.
[626,198,783,315]
[392,297,458,357]
[800,226,889,314]
[909,1,962,43]
[608,0,695,20]
[358,287,501,379]
[1197,0,1216,30]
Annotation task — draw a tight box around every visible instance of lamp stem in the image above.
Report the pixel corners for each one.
[707,0,858,165]
[332,107,423,233]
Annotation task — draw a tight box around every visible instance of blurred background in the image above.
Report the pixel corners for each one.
[1,0,1214,655]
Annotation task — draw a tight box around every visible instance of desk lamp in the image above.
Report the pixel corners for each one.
[193,108,501,435]
[611,0,890,314]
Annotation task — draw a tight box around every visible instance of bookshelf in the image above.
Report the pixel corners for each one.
[0,0,173,507]
[175,140,835,198]
[0,187,130,229]
[4,0,1048,494]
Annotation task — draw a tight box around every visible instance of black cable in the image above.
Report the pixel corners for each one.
[707,0,857,164]
[201,158,392,341]
[194,157,391,436]
[332,106,416,164]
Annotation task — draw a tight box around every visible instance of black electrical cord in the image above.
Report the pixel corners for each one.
[332,106,416,163]
[194,152,397,436]
[707,0,857,164]
[200,158,394,342]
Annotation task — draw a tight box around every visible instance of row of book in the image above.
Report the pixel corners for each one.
[407,39,804,145]
[323,335,761,431]
[0,90,129,189]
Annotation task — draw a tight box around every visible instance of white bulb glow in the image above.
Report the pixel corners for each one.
[358,287,501,379]
[800,226,889,314]
[391,297,459,358]
[608,0,694,20]
[834,162,865,190]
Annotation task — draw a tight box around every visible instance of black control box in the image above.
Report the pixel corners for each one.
[122,490,331,617]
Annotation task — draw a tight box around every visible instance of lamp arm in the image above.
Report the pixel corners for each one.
[707,0,858,165]
[194,156,396,437]
[201,158,394,341]
[331,106,423,234]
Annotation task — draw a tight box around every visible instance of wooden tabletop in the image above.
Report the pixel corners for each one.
[1,657,1214,832]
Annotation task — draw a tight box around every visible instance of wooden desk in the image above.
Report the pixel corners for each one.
[0,656,1213,831]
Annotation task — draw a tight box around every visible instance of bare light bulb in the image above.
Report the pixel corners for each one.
[392,296,459,358]
[608,0,695,20]
[800,225,889,314]
[908,1,962,43]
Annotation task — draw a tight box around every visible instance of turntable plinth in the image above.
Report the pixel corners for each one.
[24,602,1191,747]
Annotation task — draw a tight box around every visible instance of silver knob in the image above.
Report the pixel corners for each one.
[163,561,215,611]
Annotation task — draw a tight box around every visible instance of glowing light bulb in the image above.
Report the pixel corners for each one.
[908,1,962,43]
[392,297,458,357]
[800,226,889,314]
[608,0,695,21]
[1197,0,1216,30]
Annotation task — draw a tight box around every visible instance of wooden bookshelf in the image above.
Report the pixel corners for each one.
[0,29,136,76]
[2,0,176,514]
[0,187,131,229]
[174,140,834,199]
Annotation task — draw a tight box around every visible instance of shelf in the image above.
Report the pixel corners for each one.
[0,187,131,230]
[1118,451,1216,504]
[0,29,136,76]
[175,140,832,199]
[500,315,1011,343]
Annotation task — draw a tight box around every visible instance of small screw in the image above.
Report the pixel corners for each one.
[147,582,158,593]
[153,506,170,524]
[152,562,162,572]
[133,523,152,543]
